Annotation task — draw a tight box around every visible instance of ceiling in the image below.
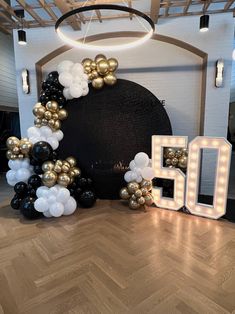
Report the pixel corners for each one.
[0,0,234,35]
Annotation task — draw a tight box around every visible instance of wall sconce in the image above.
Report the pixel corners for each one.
[22,69,30,94]
[215,59,224,88]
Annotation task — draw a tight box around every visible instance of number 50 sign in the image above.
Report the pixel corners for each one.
[152,136,232,219]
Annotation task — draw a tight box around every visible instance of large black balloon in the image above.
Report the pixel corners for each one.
[31,141,53,162]
[28,175,42,189]
[11,195,22,210]
[20,197,42,219]
[14,182,28,197]
[34,164,44,175]
[75,177,92,189]
[77,190,96,208]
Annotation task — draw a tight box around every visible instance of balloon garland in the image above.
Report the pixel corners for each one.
[6,56,117,219]
[120,152,155,210]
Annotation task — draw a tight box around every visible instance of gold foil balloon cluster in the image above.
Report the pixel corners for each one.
[82,54,118,90]
[6,137,32,160]
[33,101,68,131]
[120,180,154,210]
[164,148,188,170]
[42,156,81,188]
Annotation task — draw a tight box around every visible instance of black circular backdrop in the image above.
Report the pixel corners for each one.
[59,79,172,199]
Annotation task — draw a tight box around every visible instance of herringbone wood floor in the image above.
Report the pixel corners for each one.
[1,194,235,314]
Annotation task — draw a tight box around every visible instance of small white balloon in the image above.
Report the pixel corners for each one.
[129,160,136,171]
[50,202,64,217]
[43,210,53,218]
[134,152,149,168]
[57,60,73,74]
[40,126,52,137]
[124,171,133,183]
[81,81,88,89]
[6,170,16,181]
[27,126,40,138]
[71,63,84,76]
[36,186,49,198]
[136,175,142,183]
[47,195,57,204]
[30,136,40,144]
[63,197,77,216]
[63,87,73,100]
[47,137,59,150]
[133,167,142,176]
[82,87,89,97]
[57,188,70,203]
[9,159,22,171]
[69,84,83,98]
[141,167,155,180]
[131,171,138,181]
[16,168,31,182]
[34,198,49,213]
[59,72,73,87]
[50,186,58,196]
[54,130,64,141]
[21,159,30,169]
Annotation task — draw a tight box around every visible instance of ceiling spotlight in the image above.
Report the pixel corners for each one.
[18,29,27,45]
[200,14,209,32]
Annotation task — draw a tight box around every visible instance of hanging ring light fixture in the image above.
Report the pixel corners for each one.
[55,4,155,51]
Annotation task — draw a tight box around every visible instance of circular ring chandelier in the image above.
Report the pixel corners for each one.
[55,4,155,51]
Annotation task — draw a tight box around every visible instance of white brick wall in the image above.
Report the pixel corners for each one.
[13,13,234,194]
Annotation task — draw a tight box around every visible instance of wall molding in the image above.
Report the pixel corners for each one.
[35,32,208,135]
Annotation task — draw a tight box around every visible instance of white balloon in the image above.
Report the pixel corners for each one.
[21,159,30,169]
[69,84,83,98]
[129,160,136,171]
[27,126,40,138]
[43,210,53,218]
[40,126,52,137]
[50,202,64,217]
[16,168,31,182]
[134,152,149,168]
[47,195,57,204]
[30,136,40,144]
[81,81,88,89]
[136,175,142,183]
[133,167,142,176]
[83,73,88,81]
[63,197,77,215]
[47,137,59,150]
[57,188,70,203]
[34,198,49,212]
[131,171,138,181]
[6,170,16,181]
[59,72,73,87]
[71,63,84,76]
[63,87,73,100]
[82,87,89,96]
[50,186,58,196]
[124,171,133,183]
[141,167,155,180]
[7,179,17,186]
[57,60,73,74]
[9,159,22,171]
[36,186,49,198]
[54,130,64,141]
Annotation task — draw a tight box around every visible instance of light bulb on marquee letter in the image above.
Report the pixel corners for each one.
[185,137,232,219]
[152,136,187,211]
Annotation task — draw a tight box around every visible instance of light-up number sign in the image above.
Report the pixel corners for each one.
[152,136,232,219]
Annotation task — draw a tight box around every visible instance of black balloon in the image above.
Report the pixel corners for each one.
[74,187,83,199]
[31,141,53,162]
[48,71,58,80]
[28,175,42,189]
[11,195,22,210]
[75,177,89,189]
[14,182,28,196]
[77,190,96,208]
[34,164,44,175]
[20,197,42,219]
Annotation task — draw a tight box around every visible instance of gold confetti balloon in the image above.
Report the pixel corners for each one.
[120,187,130,200]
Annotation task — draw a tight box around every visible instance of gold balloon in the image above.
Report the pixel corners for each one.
[41,118,48,126]
[181,148,188,157]
[140,180,152,191]
[144,194,154,206]
[97,60,109,75]
[137,196,145,205]
[92,77,104,89]
[44,110,52,120]
[88,73,93,81]
[42,171,57,187]
[6,137,20,150]
[58,109,68,120]
[129,199,141,210]
[71,167,81,177]
[91,70,99,79]
[52,113,59,120]
[108,58,118,72]
[141,187,148,196]
[120,187,130,200]
[171,157,179,166]
[33,103,46,118]
[95,54,106,63]
[66,156,76,167]
[42,161,55,172]
[165,158,172,166]
[84,66,91,74]
[57,173,70,187]
[131,194,137,201]
[135,189,142,198]
[164,148,175,159]
[19,140,32,154]
[82,58,92,67]
[104,73,117,86]
[6,150,12,160]
[11,154,17,160]
[18,154,24,159]
[46,101,58,113]
[53,120,61,130]
[48,119,55,128]
[34,118,42,127]
[12,146,20,154]
[62,161,70,168]
[55,160,63,167]
[54,164,62,173]
[61,165,70,173]
[127,182,139,194]
[91,61,97,70]
[175,150,182,158]
[178,156,188,169]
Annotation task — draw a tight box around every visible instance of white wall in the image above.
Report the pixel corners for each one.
[13,13,234,194]
[0,32,18,109]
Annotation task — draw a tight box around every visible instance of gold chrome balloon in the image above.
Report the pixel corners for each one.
[171,157,179,166]
[57,173,71,187]
[44,110,52,120]
[120,187,130,200]
[137,196,145,205]
[66,156,76,167]
[42,161,55,172]
[61,165,70,173]
[42,171,57,187]
[135,189,142,198]
[104,73,117,86]
[71,167,81,177]
[127,182,139,194]
[6,137,20,150]
[48,119,55,128]
[19,139,32,155]
[41,118,48,126]
[129,199,141,210]
[178,156,188,169]
[46,101,58,113]
[97,60,109,75]
[92,77,104,89]
[53,120,61,130]
[6,150,12,160]
[82,58,92,67]
[58,109,68,120]
[144,194,154,206]
[95,54,106,63]
[91,61,97,70]
[91,70,99,79]
[33,103,46,118]
[108,58,118,72]
[141,187,148,196]
[140,180,152,191]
